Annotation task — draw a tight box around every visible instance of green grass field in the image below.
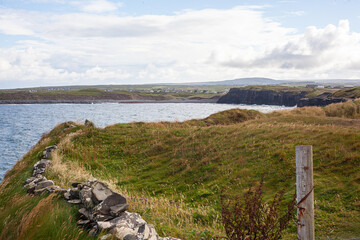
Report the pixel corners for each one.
[1,100,360,239]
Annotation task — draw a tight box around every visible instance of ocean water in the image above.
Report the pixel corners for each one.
[0,103,293,182]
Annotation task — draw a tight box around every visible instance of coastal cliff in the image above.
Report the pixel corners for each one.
[217,87,350,107]
[297,93,348,107]
[217,87,308,106]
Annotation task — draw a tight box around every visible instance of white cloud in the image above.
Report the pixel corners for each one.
[0,10,34,35]
[0,6,360,88]
[75,0,123,13]
[220,20,360,78]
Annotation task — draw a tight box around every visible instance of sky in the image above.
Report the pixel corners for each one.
[1,0,360,89]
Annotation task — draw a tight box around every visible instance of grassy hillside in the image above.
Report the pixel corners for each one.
[0,87,221,102]
[1,101,360,239]
[331,87,360,99]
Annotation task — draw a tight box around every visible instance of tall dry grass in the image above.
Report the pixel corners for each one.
[47,130,94,187]
[46,128,224,238]
[17,194,56,239]
[324,99,360,118]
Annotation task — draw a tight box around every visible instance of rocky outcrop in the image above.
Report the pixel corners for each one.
[24,143,180,240]
[217,88,307,106]
[297,93,348,107]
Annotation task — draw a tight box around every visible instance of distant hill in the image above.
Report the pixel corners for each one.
[186,77,288,86]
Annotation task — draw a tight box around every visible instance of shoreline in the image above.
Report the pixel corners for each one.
[0,98,219,105]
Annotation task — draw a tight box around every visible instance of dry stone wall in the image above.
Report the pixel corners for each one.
[24,145,180,240]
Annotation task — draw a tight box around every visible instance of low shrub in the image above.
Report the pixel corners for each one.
[220,177,296,240]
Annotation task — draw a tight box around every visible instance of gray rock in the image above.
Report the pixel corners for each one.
[88,178,98,185]
[24,176,46,189]
[35,180,54,190]
[43,185,62,193]
[97,221,114,230]
[64,191,71,200]
[110,203,129,217]
[79,208,91,219]
[52,186,67,193]
[34,159,51,169]
[111,226,137,240]
[124,234,138,240]
[43,145,57,159]
[110,212,146,230]
[147,224,159,240]
[34,174,43,179]
[84,119,94,127]
[33,168,45,176]
[96,193,127,216]
[70,188,80,198]
[138,224,150,239]
[25,177,36,184]
[79,187,94,209]
[34,186,54,195]
[24,181,37,190]
[91,182,113,204]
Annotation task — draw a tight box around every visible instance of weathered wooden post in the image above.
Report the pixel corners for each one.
[296,145,315,240]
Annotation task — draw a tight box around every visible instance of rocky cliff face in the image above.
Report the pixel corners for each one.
[297,96,348,107]
[217,88,307,107]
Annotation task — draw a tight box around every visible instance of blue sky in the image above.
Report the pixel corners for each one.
[1,0,360,88]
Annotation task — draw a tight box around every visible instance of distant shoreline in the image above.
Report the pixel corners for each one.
[0,98,219,105]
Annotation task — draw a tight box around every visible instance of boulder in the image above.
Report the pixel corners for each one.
[69,188,80,199]
[25,176,46,186]
[111,227,137,240]
[97,221,114,230]
[43,145,57,159]
[110,203,129,217]
[34,159,51,169]
[33,168,45,176]
[95,193,127,216]
[110,212,148,237]
[34,180,54,190]
[79,186,94,208]
[91,182,113,204]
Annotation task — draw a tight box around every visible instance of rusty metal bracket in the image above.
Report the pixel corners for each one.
[297,186,314,207]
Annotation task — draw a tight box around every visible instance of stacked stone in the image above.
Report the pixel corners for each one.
[24,145,180,240]
[65,179,180,240]
[24,145,65,195]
